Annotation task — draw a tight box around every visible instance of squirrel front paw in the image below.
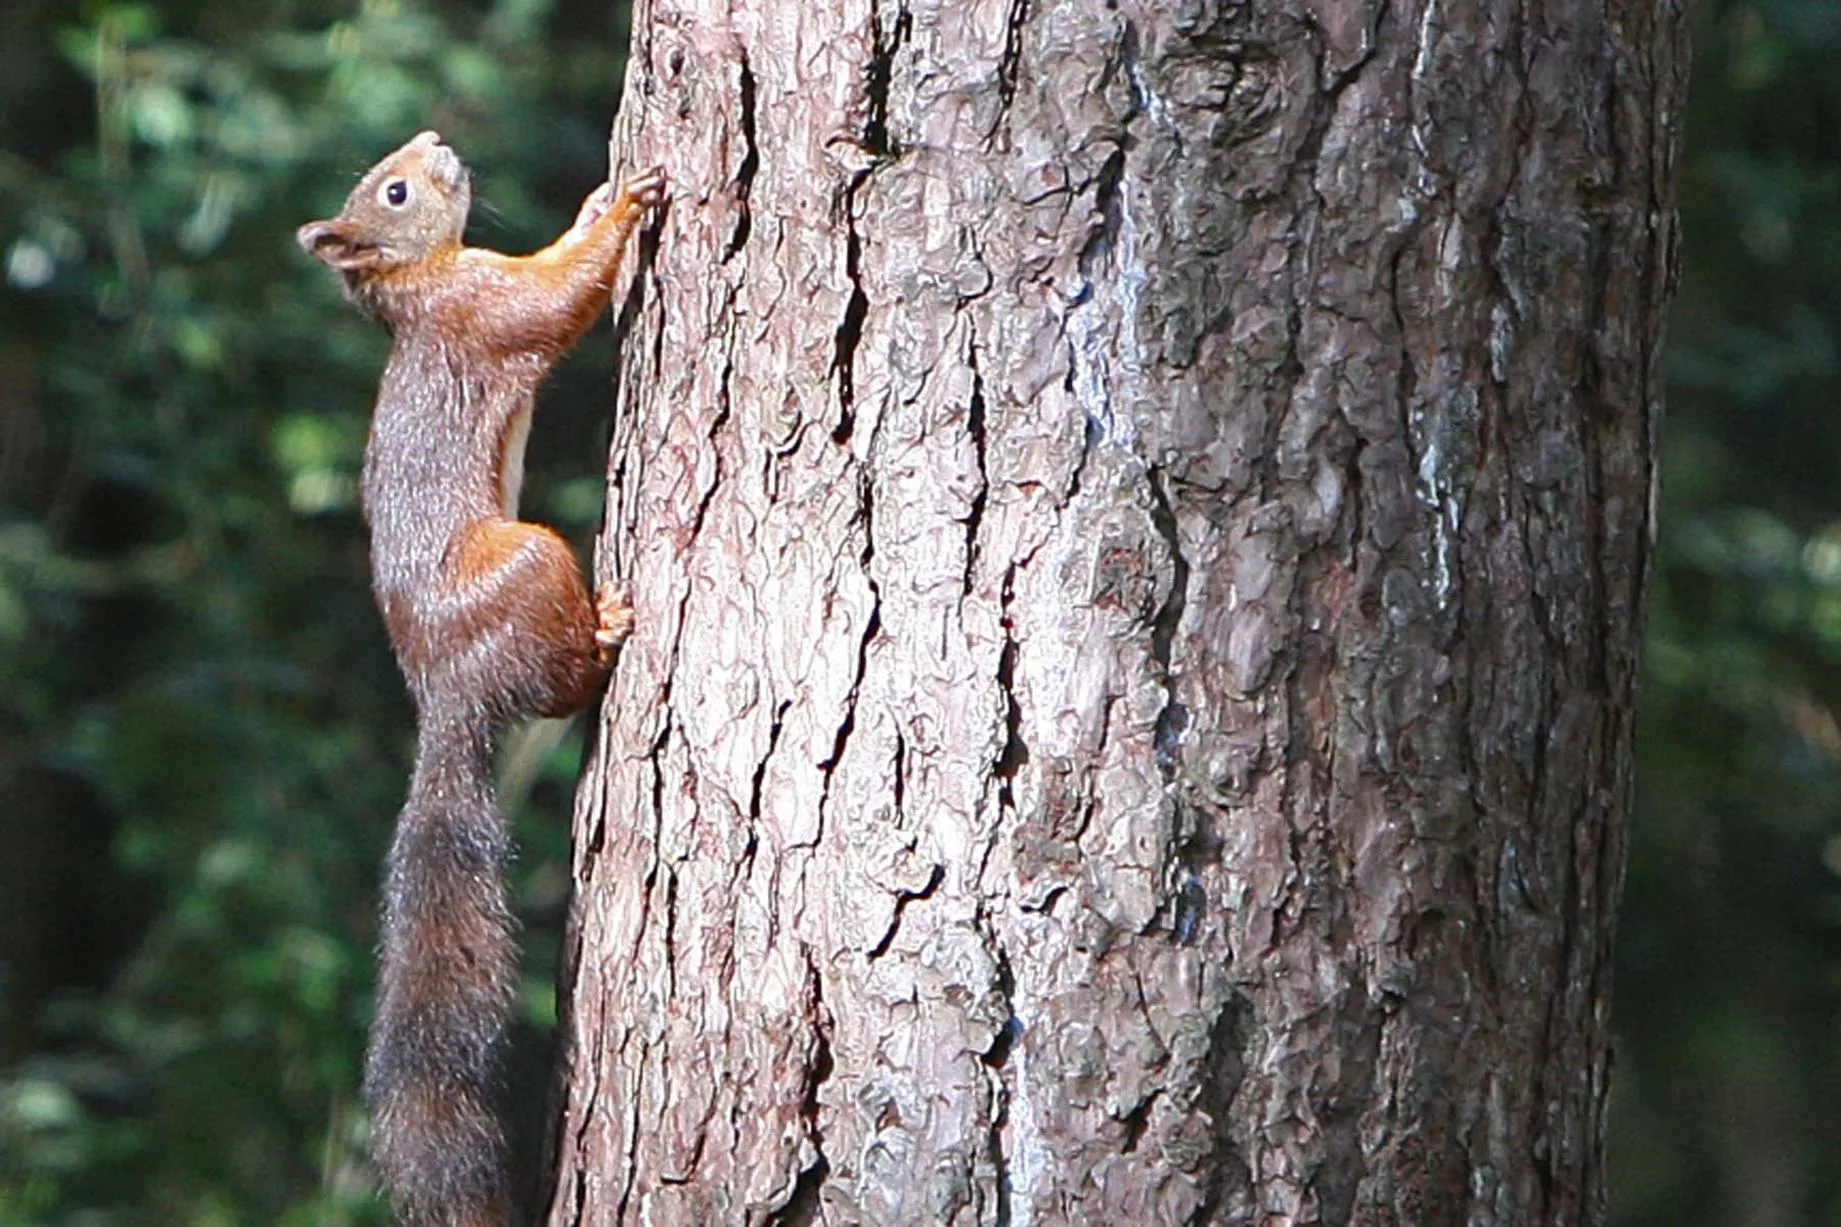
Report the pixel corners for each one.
[570,182,618,234]
[570,167,668,235]
[619,166,667,212]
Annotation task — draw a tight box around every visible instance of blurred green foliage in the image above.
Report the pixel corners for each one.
[0,0,627,1221]
[1615,1,1841,1224]
[3,0,1840,1224]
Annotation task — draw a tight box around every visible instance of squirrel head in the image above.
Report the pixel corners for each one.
[298,131,471,278]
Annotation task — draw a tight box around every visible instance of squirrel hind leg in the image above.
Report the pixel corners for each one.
[447,520,611,719]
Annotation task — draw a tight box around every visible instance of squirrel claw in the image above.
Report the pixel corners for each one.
[594,580,636,656]
[620,166,668,210]
[570,167,667,235]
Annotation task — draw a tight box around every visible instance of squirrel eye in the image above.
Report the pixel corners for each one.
[383,179,410,207]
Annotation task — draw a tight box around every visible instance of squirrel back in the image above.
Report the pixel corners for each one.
[299,132,663,1226]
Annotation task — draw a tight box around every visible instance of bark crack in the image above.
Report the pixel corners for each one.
[1117,18,1159,132]
[723,48,759,262]
[992,0,1030,131]
[831,176,870,443]
[1119,1088,1159,1154]
[982,942,1019,1227]
[867,862,944,960]
[1076,146,1127,284]
[661,867,680,996]
[764,953,835,1226]
[993,563,1026,814]
[816,602,878,800]
[1062,137,1126,501]
[891,727,907,823]
[747,700,791,825]
[693,320,736,537]
[963,338,990,597]
[1186,994,1253,1225]
[1147,467,1191,783]
[863,0,908,158]
[611,1031,650,1224]
[815,473,880,847]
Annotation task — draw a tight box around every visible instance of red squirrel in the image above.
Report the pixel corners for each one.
[298,131,664,1226]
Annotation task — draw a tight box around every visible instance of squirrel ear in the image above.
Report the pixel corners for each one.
[297,219,385,271]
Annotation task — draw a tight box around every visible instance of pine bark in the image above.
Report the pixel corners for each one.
[546,0,1686,1223]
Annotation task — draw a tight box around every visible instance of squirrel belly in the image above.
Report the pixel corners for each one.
[299,131,664,1226]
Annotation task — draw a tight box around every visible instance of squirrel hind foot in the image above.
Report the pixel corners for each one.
[594,580,635,656]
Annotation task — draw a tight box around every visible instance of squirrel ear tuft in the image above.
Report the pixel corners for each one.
[298,219,385,271]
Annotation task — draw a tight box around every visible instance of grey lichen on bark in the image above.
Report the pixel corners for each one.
[546,0,1686,1224]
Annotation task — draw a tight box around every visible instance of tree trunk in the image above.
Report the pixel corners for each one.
[546,0,1685,1223]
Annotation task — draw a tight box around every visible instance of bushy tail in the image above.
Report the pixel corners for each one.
[365,718,517,1227]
